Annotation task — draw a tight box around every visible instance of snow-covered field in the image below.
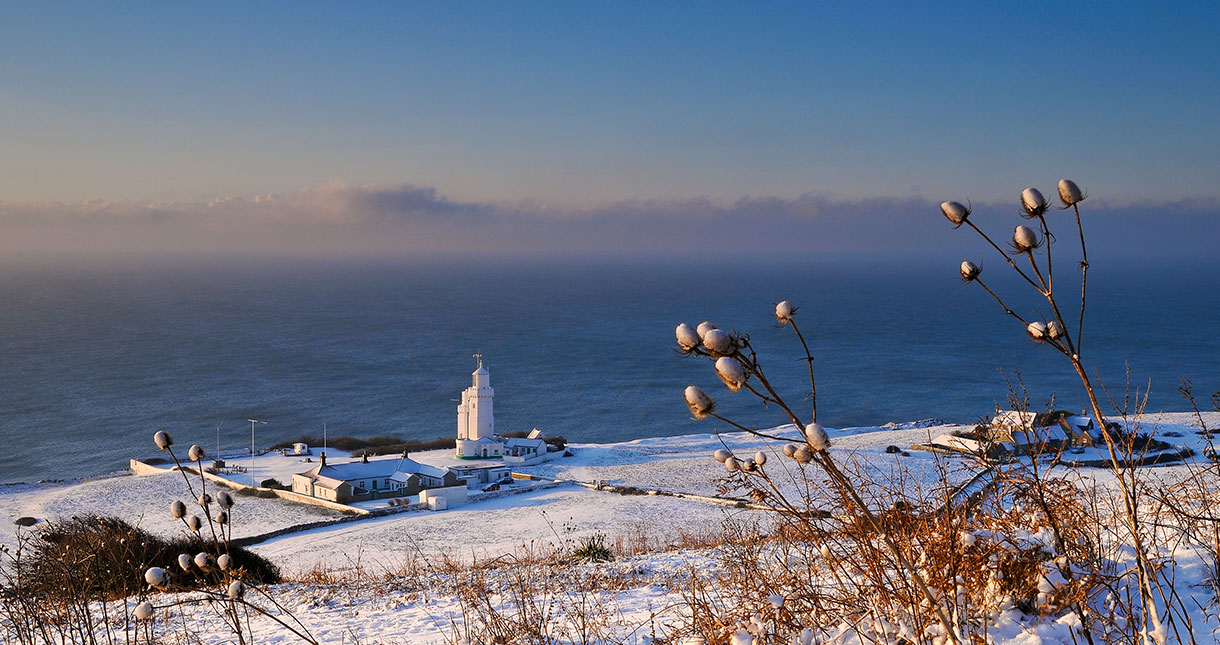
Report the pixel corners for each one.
[3,411,1219,643]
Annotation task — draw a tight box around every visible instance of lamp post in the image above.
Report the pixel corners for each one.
[248,419,267,485]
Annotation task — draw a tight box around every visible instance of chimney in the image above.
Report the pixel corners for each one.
[320,452,327,467]
[362,453,369,464]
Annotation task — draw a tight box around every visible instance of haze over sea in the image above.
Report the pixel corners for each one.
[1,256,1216,485]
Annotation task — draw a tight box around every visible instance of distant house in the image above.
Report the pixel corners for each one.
[291,453,458,504]
[918,409,1100,459]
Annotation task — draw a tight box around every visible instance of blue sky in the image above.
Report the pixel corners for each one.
[1,2,1217,257]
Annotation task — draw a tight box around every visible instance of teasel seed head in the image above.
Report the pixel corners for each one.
[940,201,971,228]
[675,323,701,352]
[715,357,748,391]
[684,386,715,419]
[1012,225,1041,253]
[1057,179,1084,206]
[702,329,734,356]
[144,566,169,590]
[1021,187,1050,218]
[1027,321,1049,342]
[133,601,154,620]
[774,300,796,324]
[805,423,830,452]
[959,260,981,283]
[153,430,173,451]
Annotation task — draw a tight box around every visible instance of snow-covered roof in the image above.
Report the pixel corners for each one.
[297,456,448,484]
[1008,425,1069,444]
[992,409,1038,429]
[394,459,449,480]
[505,437,546,449]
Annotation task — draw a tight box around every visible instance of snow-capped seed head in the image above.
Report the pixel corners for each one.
[169,500,186,520]
[1058,179,1084,206]
[177,554,193,572]
[754,451,767,466]
[197,494,211,507]
[725,457,741,472]
[153,430,173,451]
[675,323,701,351]
[193,553,214,570]
[144,566,169,589]
[742,459,757,473]
[805,423,830,452]
[1021,187,1049,217]
[702,329,733,356]
[782,443,798,458]
[713,448,732,463]
[133,600,154,620]
[959,260,981,283]
[730,628,754,645]
[940,201,971,227]
[1012,225,1041,253]
[696,321,718,341]
[960,531,977,548]
[227,580,246,600]
[767,594,784,609]
[187,516,202,531]
[217,554,233,571]
[214,510,229,525]
[187,444,205,462]
[715,357,748,391]
[774,300,796,324]
[794,447,813,464]
[1047,320,1065,339]
[1026,321,1048,342]
[684,386,715,419]
[217,491,234,509]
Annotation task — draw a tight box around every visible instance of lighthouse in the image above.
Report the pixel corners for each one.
[455,354,501,458]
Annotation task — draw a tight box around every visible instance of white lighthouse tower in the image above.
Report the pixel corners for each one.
[455,354,501,458]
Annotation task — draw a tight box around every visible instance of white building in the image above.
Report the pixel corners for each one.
[291,453,458,504]
[454,356,554,463]
[456,354,500,458]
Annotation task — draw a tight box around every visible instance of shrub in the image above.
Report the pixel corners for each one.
[12,515,279,602]
[571,533,614,563]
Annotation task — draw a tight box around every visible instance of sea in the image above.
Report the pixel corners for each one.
[1,255,1217,484]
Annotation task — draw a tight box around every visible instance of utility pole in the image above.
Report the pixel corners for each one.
[248,419,267,485]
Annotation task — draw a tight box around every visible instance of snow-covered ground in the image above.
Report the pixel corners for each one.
[0,468,343,548]
[3,411,1219,643]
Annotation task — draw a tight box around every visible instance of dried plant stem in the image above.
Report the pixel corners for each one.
[965,219,1042,292]
[788,319,818,423]
[1073,203,1089,352]
[727,338,961,644]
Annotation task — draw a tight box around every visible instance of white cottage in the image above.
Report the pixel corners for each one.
[291,453,458,504]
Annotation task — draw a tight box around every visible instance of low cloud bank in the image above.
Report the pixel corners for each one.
[1,181,1216,261]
